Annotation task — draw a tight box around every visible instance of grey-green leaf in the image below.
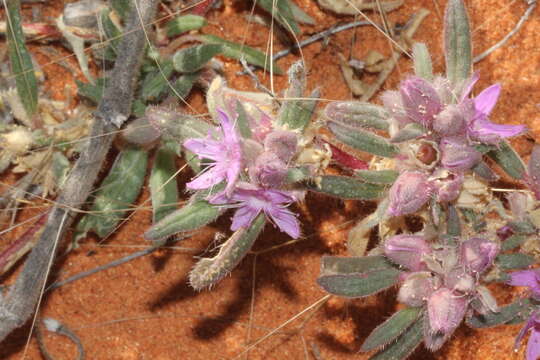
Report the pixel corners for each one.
[412,42,433,80]
[370,316,424,360]
[354,170,399,184]
[278,63,318,130]
[390,123,427,143]
[495,253,536,270]
[173,44,223,73]
[362,307,422,352]
[501,235,527,251]
[200,34,283,74]
[466,299,532,328]
[144,199,221,240]
[444,0,472,86]
[150,142,179,223]
[324,101,389,131]
[256,0,300,34]
[141,60,174,101]
[166,14,207,37]
[328,122,398,158]
[6,0,38,118]
[189,213,266,290]
[317,268,400,298]
[487,140,526,179]
[307,175,386,200]
[75,148,148,239]
[320,255,395,276]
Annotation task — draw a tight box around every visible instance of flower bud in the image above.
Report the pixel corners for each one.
[431,170,463,203]
[528,145,540,200]
[399,76,442,127]
[440,137,482,172]
[398,271,440,307]
[387,171,433,216]
[384,235,431,271]
[264,130,298,163]
[444,268,476,294]
[460,237,500,274]
[433,104,466,136]
[249,152,288,188]
[427,287,468,334]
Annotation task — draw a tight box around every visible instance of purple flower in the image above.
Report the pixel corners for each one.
[427,287,468,334]
[460,237,500,274]
[514,311,540,360]
[466,83,526,144]
[439,137,482,172]
[384,234,431,271]
[210,183,300,239]
[527,145,540,200]
[249,151,288,188]
[507,269,540,300]
[387,171,433,216]
[399,76,443,127]
[183,109,242,195]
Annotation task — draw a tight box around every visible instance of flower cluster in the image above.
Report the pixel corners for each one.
[384,234,500,350]
[383,74,526,216]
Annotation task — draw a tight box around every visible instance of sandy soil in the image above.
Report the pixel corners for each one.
[1,0,539,359]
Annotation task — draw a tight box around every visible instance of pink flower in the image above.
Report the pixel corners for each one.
[210,183,300,239]
[387,171,433,216]
[514,311,540,360]
[507,269,540,300]
[183,109,242,195]
[383,234,431,271]
[399,76,443,127]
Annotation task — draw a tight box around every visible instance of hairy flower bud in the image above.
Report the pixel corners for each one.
[399,76,442,127]
[460,237,499,274]
[427,287,468,334]
[387,171,433,216]
[431,169,464,203]
[440,137,482,172]
[398,271,440,307]
[445,268,476,294]
[433,104,466,136]
[384,234,431,271]
[264,130,298,163]
[250,152,288,188]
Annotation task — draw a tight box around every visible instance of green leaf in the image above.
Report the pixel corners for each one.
[508,220,537,235]
[466,299,532,328]
[501,235,527,251]
[472,161,499,181]
[487,140,526,179]
[256,0,300,34]
[144,199,221,240]
[200,34,283,74]
[171,72,200,99]
[328,122,399,158]
[444,0,472,86]
[412,42,433,80]
[173,44,223,73]
[235,100,252,138]
[362,307,422,352]
[354,170,398,184]
[75,148,148,240]
[321,255,395,276]
[189,213,266,290]
[76,78,106,104]
[166,14,207,37]
[100,9,122,60]
[370,316,424,360]
[324,101,389,131]
[317,268,400,298]
[495,253,536,270]
[278,63,318,130]
[446,204,461,237]
[6,0,38,118]
[110,0,131,18]
[141,60,174,101]
[390,123,427,143]
[150,142,179,223]
[289,1,315,24]
[307,175,386,200]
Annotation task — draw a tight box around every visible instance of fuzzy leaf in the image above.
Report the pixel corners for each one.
[446,204,461,237]
[173,44,222,73]
[495,253,536,270]
[472,161,499,181]
[76,78,106,104]
[308,175,386,200]
[278,62,316,130]
[256,0,300,34]
[150,142,179,223]
[328,122,399,158]
[6,0,38,118]
[324,102,389,131]
[317,268,400,298]
[444,0,472,86]
[412,42,433,80]
[189,213,266,290]
[75,148,148,240]
[369,316,424,360]
[200,34,283,74]
[171,72,199,99]
[166,14,207,37]
[362,307,422,352]
[467,299,532,328]
[355,170,399,184]
[289,1,315,24]
[110,0,131,18]
[501,235,527,251]
[390,123,427,143]
[141,60,175,101]
[508,220,537,235]
[100,9,122,60]
[144,198,221,240]
[320,255,395,276]
[487,140,525,180]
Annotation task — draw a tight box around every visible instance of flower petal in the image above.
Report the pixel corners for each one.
[474,84,501,117]
[527,327,540,360]
[508,269,540,293]
[183,138,223,160]
[459,72,480,102]
[231,205,260,230]
[266,205,301,239]
[186,166,225,190]
[469,116,527,144]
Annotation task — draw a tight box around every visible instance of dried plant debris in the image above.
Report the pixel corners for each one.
[318,0,404,15]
